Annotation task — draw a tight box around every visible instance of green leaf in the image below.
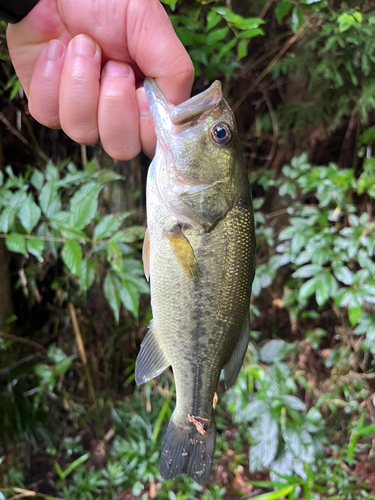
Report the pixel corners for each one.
[237,28,264,39]
[37,223,59,259]
[299,278,317,301]
[206,27,229,44]
[159,0,178,9]
[6,233,27,256]
[39,179,60,217]
[242,400,269,422]
[62,453,90,479]
[249,412,279,470]
[61,241,82,277]
[212,6,242,23]
[232,17,265,30]
[49,211,70,229]
[27,237,44,262]
[334,266,354,285]
[237,39,247,58]
[94,214,122,241]
[69,182,101,230]
[275,0,293,22]
[282,395,306,411]
[30,169,45,191]
[359,126,375,145]
[348,306,361,326]
[0,206,16,232]
[247,486,294,500]
[60,227,88,242]
[18,195,41,233]
[48,344,68,363]
[79,259,96,293]
[104,273,121,324]
[55,357,74,375]
[293,264,321,278]
[214,38,237,62]
[291,232,306,254]
[96,169,124,183]
[260,339,287,362]
[206,11,221,31]
[315,278,329,306]
[120,280,139,319]
[45,161,59,181]
[291,6,304,32]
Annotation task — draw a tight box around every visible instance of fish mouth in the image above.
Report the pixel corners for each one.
[144,77,222,134]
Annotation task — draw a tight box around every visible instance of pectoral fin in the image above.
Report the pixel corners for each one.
[143,227,150,282]
[223,314,250,388]
[135,321,170,385]
[165,225,199,280]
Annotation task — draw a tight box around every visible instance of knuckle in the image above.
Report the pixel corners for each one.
[66,127,99,145]
[103,142,141,161]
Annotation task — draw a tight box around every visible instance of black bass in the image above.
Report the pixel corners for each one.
[135,78,256,484]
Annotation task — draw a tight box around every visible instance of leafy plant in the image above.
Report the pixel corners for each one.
[161,0,265,78]
[0,160,149,322]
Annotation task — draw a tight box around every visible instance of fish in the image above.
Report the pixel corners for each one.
[135,77,256,484]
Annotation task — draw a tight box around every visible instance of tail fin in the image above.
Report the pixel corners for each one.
[159,413,216,484]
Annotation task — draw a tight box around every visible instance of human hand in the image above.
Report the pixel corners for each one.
[6,0,194,159]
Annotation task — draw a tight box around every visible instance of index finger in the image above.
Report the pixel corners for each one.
[126,0,194,106]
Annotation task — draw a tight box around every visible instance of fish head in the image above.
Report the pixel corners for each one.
[145,78,244,230]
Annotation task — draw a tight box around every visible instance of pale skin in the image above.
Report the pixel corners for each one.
[6,0,194,159]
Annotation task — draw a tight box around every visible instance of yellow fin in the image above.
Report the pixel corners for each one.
[143,227,150,282]
[165,225,199,280]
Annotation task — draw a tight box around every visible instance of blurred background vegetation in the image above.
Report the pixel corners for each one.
[0,0,375,498]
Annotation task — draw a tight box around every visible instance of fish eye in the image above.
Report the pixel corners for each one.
[211,123,231,145]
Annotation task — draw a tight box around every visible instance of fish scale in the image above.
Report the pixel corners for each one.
[135,78,256,483]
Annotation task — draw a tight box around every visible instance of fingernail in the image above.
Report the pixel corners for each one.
[103,61,132,77]
[137,87,150,116]
[46,39,64,60]
[72,34,97,57]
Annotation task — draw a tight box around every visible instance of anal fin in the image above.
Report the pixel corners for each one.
[223,313,250,388]
[135,321,169,385]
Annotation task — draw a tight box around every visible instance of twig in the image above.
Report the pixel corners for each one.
[259,0,274,20]
[0,233,73,243]
[81,144,87,166]
[68,302,97,406]
[0,112,49,163]
[263,204,320,219]
[0,331,45,351]
[3,487,61,500]
[233,22,308,112]
[263,92,279,170]
[21,110,49,164]
[0,352,43,375]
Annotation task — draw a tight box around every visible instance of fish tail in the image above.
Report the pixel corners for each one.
[159,412,216,484]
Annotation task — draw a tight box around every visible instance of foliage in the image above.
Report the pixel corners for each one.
[272,9,375,134]
[0,160,149,322]
[161,0,265,78]
[2,0,375,498]
[252,151,375,352]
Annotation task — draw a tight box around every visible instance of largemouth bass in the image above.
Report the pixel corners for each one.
[135,78,256,484]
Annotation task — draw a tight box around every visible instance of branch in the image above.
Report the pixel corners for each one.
[233,22,308,113]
